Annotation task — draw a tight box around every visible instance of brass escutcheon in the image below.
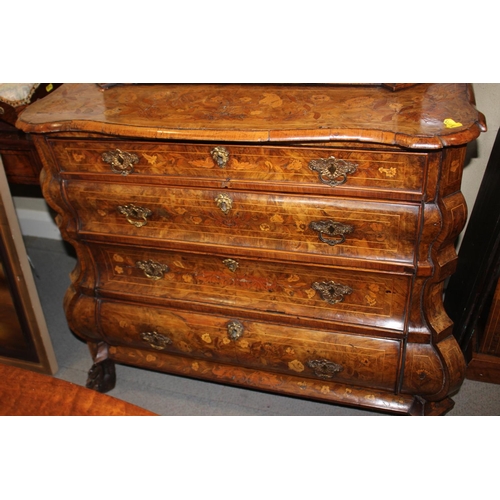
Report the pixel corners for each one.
[223,258,239,272]
[227,320,244,341]
[211,146,230,168]
[117,204,152,227]
[309,219,354,246]
[136,259,170,280]
[102,149,139,175]
[215,193,233,214]
[309,156,358,187]
[308,359,344,379]
[140,331,172,350]
[312,280,353,305]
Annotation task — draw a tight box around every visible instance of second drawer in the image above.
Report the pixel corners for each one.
[66,181,420,265]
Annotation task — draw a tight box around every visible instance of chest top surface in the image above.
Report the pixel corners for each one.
[17,84,485,149]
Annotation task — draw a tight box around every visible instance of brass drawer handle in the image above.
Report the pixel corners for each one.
[215,193,233,214]
[102,149,139,175]
[308,359,344,379]
[309,220,354,246]
[309,156,358,187]
[211,146,230,168]
[136,259,170,280]
[117,204,152,227]
[227,320,244,341]
[140,331,172,350]
[312,280,353,304]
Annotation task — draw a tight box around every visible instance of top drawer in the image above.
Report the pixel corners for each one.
[48,139,429,199]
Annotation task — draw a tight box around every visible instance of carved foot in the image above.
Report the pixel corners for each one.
[86,342,116,393]
[423,397,455,416]
[408,396,455,416]
[86,358,116,393]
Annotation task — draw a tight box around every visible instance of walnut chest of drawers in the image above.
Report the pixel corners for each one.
[17,83,486,415]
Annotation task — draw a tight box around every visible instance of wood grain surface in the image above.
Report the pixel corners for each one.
[15,84,484,415]
[0,362,156,416]
[17,84,486,148]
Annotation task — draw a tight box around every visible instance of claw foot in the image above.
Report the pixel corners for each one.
[86,358,116,393]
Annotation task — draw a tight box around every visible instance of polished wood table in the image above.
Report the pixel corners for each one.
[0,363,156,416]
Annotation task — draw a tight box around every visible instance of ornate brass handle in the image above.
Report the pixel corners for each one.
[117,204,152,227]
[227,320,244,341]
[309,156,358,187]
[211,146,230,168]
[102,149,139,175]
[215,193,233,214]
[312,280,353,304]
[136,259,170,280]
[308,359,344,379]
[309,220,354,246]
[140,331,172,350]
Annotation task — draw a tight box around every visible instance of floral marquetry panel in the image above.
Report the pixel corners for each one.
[64,182,421,269]
[19,84,485,148]
[91,243,411,332]
[98,300,401,392]
[47,139,431,200]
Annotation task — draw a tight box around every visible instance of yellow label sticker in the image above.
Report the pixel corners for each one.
[46,83,53,92]
[444,118,463,128]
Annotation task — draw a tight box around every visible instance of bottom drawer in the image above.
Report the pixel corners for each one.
[98,300,401,391]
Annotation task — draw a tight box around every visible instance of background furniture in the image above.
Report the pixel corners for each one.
[0,83,62,185]
[0,157,57,374]
[0,362,156,415]
[0,120,44,185]
[445,127,500,383]
[0,84,62,374]
[17,83,486,415]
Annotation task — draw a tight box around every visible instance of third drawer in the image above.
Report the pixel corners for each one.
[91,242,411,333]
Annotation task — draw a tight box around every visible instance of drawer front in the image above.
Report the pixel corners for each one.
[92,243,410,331]
[98,300,401,391]
[49,139,428,196]
[65,182,420,265]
